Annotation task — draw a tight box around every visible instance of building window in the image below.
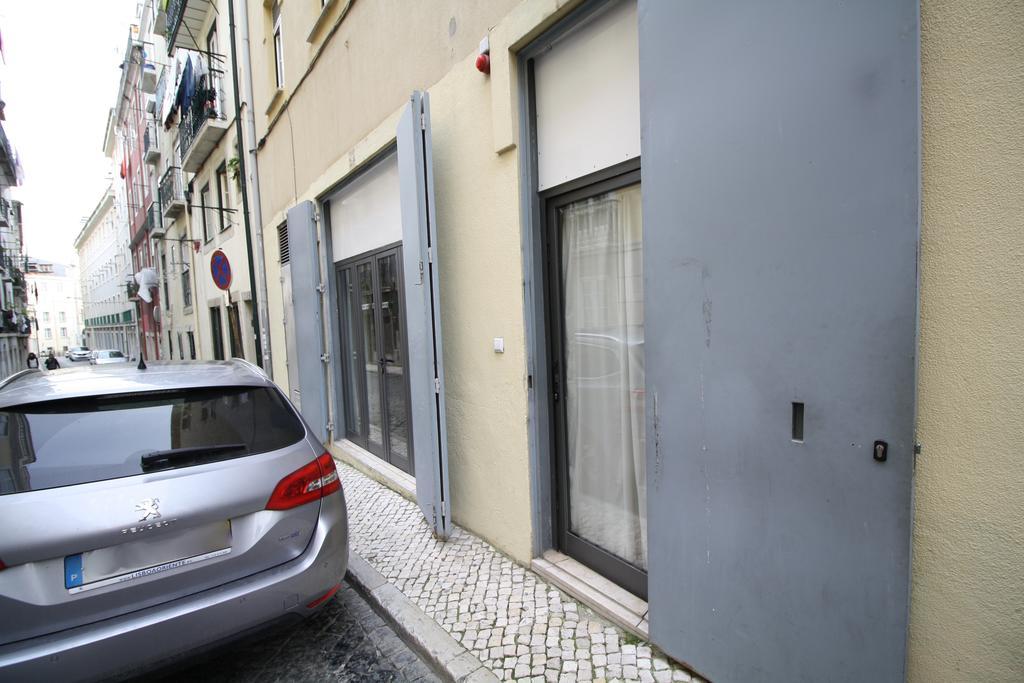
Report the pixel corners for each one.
[187,331,196,360]
[60,327,67,338]
[59,312,66,323]
[200,184,212,242]
[42,312,50,323]
[167,331,174,358]
[180,243,192,308]
[216,163,230,232]
[206,24,219,105]
[178,332,185,360]
[272,2,284,88]
[182,263,192,307]
[44,328,52,339]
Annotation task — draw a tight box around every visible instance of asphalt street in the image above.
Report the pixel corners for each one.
[145,580,439,682]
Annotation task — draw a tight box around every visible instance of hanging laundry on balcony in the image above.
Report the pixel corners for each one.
[163,52,186,128]
[194,53,208,82]
[174,55,195,115]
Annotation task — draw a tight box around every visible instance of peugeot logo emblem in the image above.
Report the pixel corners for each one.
[135,498,161,522]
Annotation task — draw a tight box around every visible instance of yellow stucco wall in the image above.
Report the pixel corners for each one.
[911,1,1024,681]
[426,55,533,562]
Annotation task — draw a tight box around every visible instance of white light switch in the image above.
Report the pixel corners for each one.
[493,337,505,353]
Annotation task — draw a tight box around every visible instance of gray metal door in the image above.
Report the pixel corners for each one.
[397,91,452,539]
[639,1,920,681]
[285,201,328,443]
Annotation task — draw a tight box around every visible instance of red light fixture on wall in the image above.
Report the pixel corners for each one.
[475,53,490,75]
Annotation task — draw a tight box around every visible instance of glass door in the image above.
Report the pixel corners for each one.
[547,170,647,598]
[376,251,412,472]
[336,245,413,474]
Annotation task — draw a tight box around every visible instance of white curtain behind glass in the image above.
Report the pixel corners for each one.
[561,183,646,569]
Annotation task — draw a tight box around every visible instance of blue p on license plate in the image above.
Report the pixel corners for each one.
[65,520,231,593]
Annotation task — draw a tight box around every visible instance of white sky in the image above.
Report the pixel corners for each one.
[0,0,140,266]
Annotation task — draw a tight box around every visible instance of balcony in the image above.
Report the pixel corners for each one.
[153,3,168,38]
[144,121,161,165]
[0,123,16,186]
[0,198,9,228]
[178,86,229,172]
[165,0,216,54]
[160,166,187,219]
[146,202,165,238]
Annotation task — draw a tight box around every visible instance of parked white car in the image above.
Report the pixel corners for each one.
[89,350,128,365]
[65,347,92,362]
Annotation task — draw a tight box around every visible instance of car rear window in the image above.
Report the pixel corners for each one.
[0,386,306,495]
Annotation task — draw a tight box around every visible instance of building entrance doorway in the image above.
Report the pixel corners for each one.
[546,167,647,598]
[336,244,413,474]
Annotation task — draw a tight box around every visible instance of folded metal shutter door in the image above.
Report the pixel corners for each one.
[285,200,328,443]
[397,91,452,540]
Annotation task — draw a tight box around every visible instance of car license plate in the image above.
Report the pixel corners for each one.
[64,520,231,593]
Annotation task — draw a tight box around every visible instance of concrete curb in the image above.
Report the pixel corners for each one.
[346,552,499,683]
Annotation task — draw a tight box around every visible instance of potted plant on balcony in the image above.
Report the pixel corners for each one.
[228,156,241,185]
[203,89,218,119]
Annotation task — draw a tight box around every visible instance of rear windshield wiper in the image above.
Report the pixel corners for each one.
[140,444,248,472]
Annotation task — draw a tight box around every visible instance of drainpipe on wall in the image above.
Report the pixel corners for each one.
[228,0,271,373]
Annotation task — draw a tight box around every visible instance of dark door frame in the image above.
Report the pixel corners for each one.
[209,305,225,360]
[541,159,646,599]
[334,241,415,475]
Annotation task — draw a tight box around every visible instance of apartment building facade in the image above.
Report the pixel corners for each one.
[159,0,263,366]
[0,62,30,377]
[26,259,82,358]
[75,186,139,359]
[0,195,29,377]
[109,20,164,362]
[240,1,1022,681]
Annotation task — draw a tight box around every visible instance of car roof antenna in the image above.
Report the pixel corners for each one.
[137,354,147,370]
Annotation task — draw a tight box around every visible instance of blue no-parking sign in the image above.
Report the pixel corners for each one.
[210,249,232,290]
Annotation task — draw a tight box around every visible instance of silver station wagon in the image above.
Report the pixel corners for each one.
[0,360,349,681]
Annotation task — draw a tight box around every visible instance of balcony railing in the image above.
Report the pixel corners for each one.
[160,166,187,219]
[146,202,160,235]
[0,123,15,185]
[178,85,228,171]
[165,0,187,47]
[144,121,161,164]
[0,250,24,277]
[165,0,215,54]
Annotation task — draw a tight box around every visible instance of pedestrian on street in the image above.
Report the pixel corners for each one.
[26,352,38,369]
[44,353,59,370]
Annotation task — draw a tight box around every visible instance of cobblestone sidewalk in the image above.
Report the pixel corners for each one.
[340,462,704,683]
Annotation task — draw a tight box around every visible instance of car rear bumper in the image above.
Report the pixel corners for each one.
[0,491,348,683]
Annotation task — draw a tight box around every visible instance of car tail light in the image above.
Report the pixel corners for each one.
[0,559,6,571]
[307,583,341,609]
[266,453,341,510]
